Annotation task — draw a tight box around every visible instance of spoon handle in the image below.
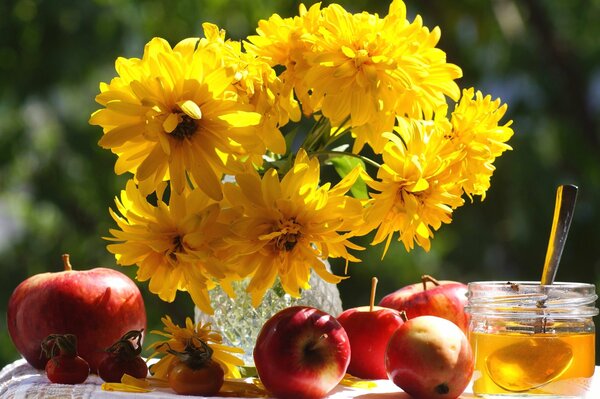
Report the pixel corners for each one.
[541,184,578,285]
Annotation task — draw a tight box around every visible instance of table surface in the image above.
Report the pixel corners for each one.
[1,358,600,399]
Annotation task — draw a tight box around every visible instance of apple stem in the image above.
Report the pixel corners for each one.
[399,310,408,322]
[62,254,73,271]
[370,277,378,312]
[306,333,329,353]
[421,274,440,290]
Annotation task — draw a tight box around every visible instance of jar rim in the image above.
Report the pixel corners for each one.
[466,280,599,317]
[468,281,595,288]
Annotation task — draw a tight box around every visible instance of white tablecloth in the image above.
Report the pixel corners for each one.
[2,358,600,398]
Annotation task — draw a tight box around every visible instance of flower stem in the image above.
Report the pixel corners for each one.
[302,115,330,151]
[322,127,352,149]
[310,150,381,169]
[314,115,353,151]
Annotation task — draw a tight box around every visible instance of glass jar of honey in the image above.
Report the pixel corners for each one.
[465,281,598,398]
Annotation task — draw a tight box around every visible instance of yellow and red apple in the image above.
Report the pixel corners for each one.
[379,275,469,332]
[385,315,474,399]
[253,306,350,399]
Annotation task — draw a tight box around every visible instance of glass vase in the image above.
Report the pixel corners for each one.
[194,259,343,367]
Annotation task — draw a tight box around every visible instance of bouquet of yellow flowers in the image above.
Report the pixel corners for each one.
[90,0,513,315]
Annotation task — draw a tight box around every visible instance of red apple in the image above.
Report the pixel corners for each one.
[337,277,405,379]
[379,275,469,332]
[7,254,146,373]
[253,306,350,399]
[385,315,474,399]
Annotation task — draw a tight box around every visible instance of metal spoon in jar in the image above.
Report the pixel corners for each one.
[485,184,578,392]
[540,184,578,286]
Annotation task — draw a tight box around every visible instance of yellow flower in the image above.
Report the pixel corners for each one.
[105,180,230,314]
[148,316,245,379]
[245,9,305,69]
[221,149,364,307]
[245,3,317,115]
[89,32,265,200]
[199,23,298,153]
[247,1,461,153]
[448,88,514,199]
[363,119,464,254]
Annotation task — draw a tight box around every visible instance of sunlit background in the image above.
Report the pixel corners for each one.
[2,0,600,367]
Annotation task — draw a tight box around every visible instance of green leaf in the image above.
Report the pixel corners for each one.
[329,155,369,199]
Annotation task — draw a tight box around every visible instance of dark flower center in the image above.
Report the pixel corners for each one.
[169,235,184,260]
[274,218,302,252]
[172,114,198,141]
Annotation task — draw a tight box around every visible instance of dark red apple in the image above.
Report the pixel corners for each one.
[337,277,405,379]
[7,254,146,373]
[385,315,474,399]
[253,306,350,399]
[379,275,469,332]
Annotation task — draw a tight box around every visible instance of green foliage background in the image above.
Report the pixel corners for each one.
[1,0,600,367]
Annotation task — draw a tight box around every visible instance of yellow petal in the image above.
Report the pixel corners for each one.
[146,376,170,388]
[178,100,202,120]
[339,374,379,389]
[163,113,180,133]
[101,373,159,392]
[341,45,356,58]
[416,221,430,238]
[413,177,429,192]
[218,111,261,127]
[97,124,143,148]
[220,379,268,397]
[101,382,153,393]
[205,67,234,97]
[121,374,151,388]
[136,144,166,181]
[105,99,143,115]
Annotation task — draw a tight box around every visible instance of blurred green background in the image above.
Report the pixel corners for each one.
[2,0,600,367]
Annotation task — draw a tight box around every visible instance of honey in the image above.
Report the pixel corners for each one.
[470,331,595,396]
[465,281,598,398]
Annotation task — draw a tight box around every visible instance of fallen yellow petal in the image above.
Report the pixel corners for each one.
[146,376,170,388]
[219,379,269,397]
[339,374,379,389]
[101,382,153,393]
[101,374,156,393]
[122,374,152,389]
